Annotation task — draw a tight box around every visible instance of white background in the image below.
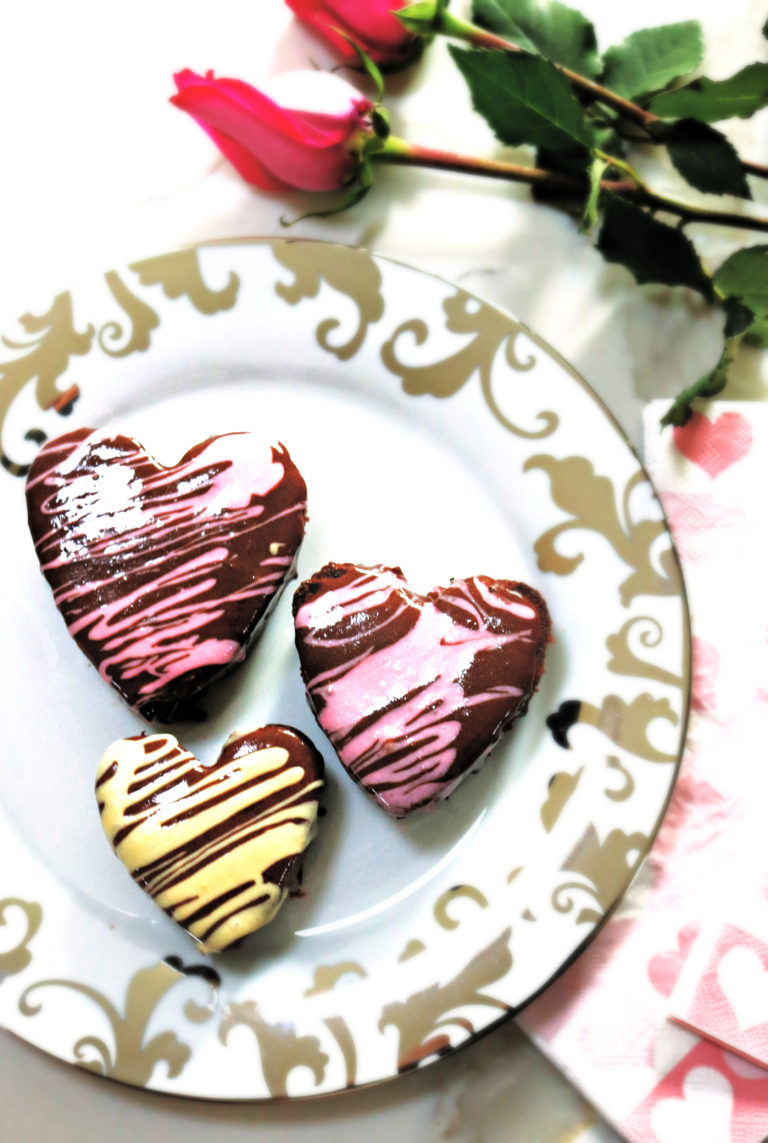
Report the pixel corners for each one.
[1,0,766,1139]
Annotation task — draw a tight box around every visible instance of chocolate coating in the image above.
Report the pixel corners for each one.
[25,428,307,719]
[96,724,324,953]
[293,563,551,817]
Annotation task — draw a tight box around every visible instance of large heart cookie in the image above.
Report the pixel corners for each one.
[96,725,324,953]
[26,429,307,719]
[293,563,551,817]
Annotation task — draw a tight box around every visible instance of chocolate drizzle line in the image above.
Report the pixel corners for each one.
[25,428,307,720]
[294,563,551,818]
[96,725,324,953]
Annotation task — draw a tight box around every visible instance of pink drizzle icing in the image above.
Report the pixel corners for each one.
[26,429,307,716]
[294,566,549,816]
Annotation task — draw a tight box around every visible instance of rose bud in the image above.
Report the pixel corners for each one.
[170,69,375,192]
[286,0,421,69]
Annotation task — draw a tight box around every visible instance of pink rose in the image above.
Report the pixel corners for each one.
[286,0,419,67]
[170,69,374,192]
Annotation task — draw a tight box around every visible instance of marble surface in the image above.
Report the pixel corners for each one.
[0,1022,616,1143]
[1,0,766,1138]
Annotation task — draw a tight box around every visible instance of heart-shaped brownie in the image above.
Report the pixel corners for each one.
[293,563,551,817]
[96,725,324,953]
[26,428,307,719]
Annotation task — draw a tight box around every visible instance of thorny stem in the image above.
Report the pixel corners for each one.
[379,135,577,187]
[638,189,768,233]
[438,12,768,180]
[378,137,768,233]
[742,159,768,179]
[440,10,658,130]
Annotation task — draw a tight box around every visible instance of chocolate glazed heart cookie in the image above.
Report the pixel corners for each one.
[26,429,307,719]
[96,725,324,953]
[293,563,551,818]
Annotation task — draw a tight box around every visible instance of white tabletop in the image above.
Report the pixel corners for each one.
[1,1,765,1138]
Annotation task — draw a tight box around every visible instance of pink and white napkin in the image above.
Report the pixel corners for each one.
[518,402,768,1143]
[669,906,768,1070]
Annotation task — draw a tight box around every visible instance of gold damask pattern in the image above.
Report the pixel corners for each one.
[0,898,42,982]
[379,928,512,1072]
[398,939,427,962]
[0,240,689,1099]
[381,291,558,439]
[0,247,240,476]
[99,270,161,358]
[129,249,240,315]
[541,770,584,833]
[607,616,686,689]
[272,241,384,360]
[604,756,635,803]
[0,294,92,474]
[18,960,217,1085]
[524,456,681,605]
[303,962,367,997]
[433,885,489,930]
[323,1015,357,1088]
[553,826,649,927]
[578,693,679,764]
[219,1001,329,1097]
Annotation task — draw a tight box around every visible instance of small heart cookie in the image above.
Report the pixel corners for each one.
[293,563,551,817]
[96,725,324,953]
[26,429,307,720]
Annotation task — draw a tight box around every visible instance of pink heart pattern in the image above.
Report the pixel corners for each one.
[671,922,768,1068]
[647,923,700,997]
[672,411,753,478]
[627,1038,768,1143]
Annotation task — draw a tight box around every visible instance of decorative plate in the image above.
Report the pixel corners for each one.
[0,239,689,1099]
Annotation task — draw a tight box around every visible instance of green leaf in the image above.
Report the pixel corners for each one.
[649,63,768,122]
[596,194,713,298]
[714,245,768,318]
[661,119,751,199]
[471,0,602,78]
[371,107,391,140]
[745,312,768,347]
[342,34,386,102]
[450,46,593,149]
[601,21,703,99]
[722,297,755,339]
